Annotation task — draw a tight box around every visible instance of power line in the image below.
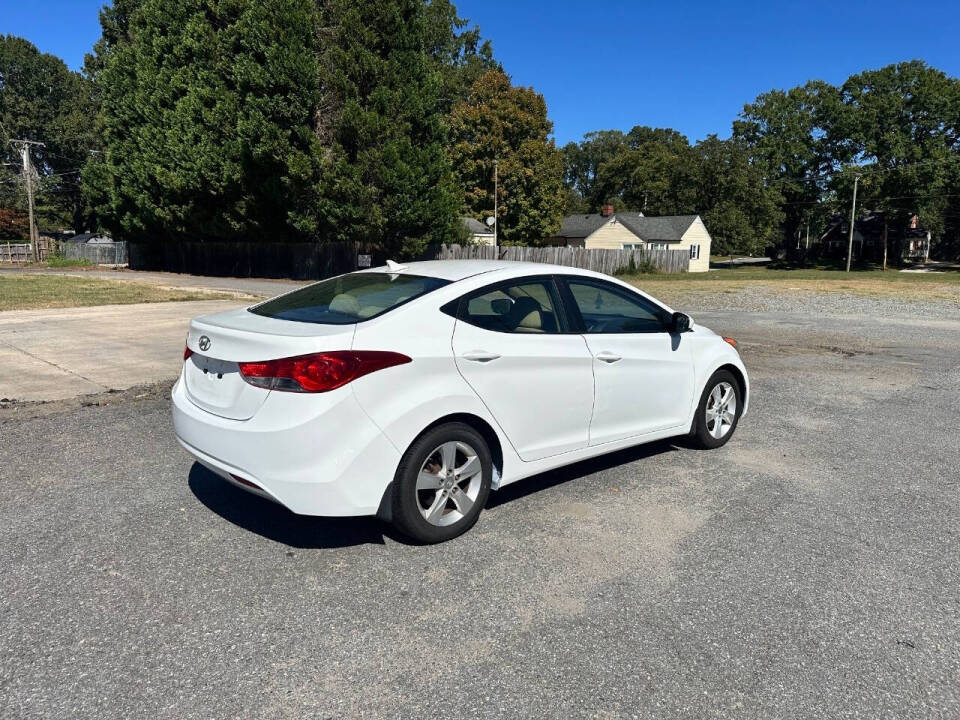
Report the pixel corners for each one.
[758,155,960,193]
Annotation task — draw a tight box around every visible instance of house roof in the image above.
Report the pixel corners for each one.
[555,214,611,239]
[66,232,98,243]
[460,216,494,235]
[556,212,700,242]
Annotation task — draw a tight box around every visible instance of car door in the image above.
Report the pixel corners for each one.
[557,276,695,445]
[449,277,594,462]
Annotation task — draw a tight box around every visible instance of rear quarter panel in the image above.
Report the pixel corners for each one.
[349,305,521,483]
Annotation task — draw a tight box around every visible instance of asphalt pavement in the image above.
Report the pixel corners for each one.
[1,309,959,718]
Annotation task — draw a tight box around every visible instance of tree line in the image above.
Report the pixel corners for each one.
[2,1,959,261]
[563,62,960,259]
[2,0,563,259]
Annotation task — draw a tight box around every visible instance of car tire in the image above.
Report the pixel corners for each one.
[391,422,493,544]
[689,370,742,450]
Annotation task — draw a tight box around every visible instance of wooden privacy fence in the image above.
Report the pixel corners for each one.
[0,243,33,263]
[129,240,368,280]
[434,244,689,274]
[64,242,128,266]
[126,239,687,279]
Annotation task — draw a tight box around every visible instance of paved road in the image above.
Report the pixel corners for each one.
[0,300,245,401]
[2,310,959,718]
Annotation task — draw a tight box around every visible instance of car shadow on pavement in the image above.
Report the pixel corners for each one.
[486,439,681,509]
[188,463,393,548]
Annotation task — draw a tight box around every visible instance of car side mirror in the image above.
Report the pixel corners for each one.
[669,312,692,334]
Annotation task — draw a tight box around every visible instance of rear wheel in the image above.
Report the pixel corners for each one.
[690,370,742,449]
[391,423,492,543]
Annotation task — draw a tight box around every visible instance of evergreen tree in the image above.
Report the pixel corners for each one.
[85,0,322,243]
[316,0,462,258]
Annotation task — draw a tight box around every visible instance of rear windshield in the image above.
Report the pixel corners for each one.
[249,272,450,325]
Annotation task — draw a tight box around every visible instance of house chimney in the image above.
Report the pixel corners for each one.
[601,204,615,217]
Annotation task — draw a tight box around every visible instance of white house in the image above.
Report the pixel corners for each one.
[552,207,711,272]
[460,217,496,246]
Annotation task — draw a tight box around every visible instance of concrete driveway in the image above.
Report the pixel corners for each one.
[0,300,245,401]
[2,309,959,718]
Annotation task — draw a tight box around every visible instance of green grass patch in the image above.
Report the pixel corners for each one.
[45,254,93,268]
[0,274,240,311]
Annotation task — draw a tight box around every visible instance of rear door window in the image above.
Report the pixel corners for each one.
[250,273,449,324]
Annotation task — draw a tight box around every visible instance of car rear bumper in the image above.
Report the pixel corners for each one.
[171,375,400,516]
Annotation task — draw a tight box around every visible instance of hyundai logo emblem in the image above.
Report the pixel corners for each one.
[198,335,211,352]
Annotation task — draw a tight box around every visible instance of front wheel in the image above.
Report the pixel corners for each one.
[391,422,492,543]
[690,370,742,449]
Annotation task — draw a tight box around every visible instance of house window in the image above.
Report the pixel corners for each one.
[689,244,700,260]
[621,243,641,250]
[649,242,668,251]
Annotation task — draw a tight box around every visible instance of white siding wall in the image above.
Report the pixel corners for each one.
[678,217,711,272]
[582,218,641,249]
[470,233,496,246]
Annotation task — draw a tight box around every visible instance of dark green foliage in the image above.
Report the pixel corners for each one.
[85,0,323,243]
[563,125,782,255]
[0,35,99,231]
[314,0,463,258]
[614,254,658,276]
[836,61,960,257]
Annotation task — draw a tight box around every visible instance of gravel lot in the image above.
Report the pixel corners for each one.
[662,284,960,319]
[2,305,959,718]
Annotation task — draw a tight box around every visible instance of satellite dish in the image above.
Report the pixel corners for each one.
[485,216,495,227]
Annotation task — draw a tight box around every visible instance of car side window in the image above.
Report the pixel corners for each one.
[563,279,668,334]
[459,280,561,334]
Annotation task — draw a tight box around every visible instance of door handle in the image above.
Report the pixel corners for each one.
[462,350,501,363]
[595,351,622,363]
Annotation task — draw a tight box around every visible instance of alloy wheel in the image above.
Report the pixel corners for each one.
[705,381,737,440]
[416,441,484,527]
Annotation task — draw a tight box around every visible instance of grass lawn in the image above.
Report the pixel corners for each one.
[0,274,240,311]
[620,265,960,304]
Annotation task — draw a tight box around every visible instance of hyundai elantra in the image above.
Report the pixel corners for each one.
[173,260,748,543]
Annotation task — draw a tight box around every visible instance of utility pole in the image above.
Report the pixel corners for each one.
[10,139,44,262]
[845,174,861,273]
[493,159,498,246]
[882,220,888,271]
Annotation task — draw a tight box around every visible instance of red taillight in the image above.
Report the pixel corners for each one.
[237,351,411,393]
[184,345,193,361]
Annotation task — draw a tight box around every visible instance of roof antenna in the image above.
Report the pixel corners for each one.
[385,259,407,272]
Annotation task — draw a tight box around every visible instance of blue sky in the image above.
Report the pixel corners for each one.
[4,0,959,146]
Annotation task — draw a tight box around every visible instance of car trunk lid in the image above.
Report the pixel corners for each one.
[184,309,354,420]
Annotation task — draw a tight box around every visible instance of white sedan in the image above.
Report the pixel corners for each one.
[173,260,748,543]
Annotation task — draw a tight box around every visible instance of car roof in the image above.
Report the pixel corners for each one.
[359,259,602,283]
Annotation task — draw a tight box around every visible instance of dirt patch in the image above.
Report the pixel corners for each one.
[0,380,173,423]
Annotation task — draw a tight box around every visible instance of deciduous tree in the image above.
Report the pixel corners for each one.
[449,70,564,243]
[0,35,99,231]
